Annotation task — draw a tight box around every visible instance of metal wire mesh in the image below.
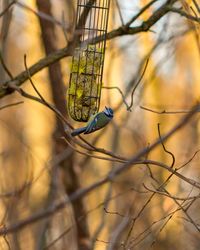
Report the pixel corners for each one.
[67,0,110,122]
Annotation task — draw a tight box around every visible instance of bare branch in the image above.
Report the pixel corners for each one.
[127,58,149,111]
[0,0,15,18]
[102,85,129,110]
[115,0,125,26]
[157,123,175,168]
[0,101,23,110]
[125,0,159,27]
[0,50,13,80]
[193,0,200,14]
[0,155,199,237]
[0,0,178,100]
[168,6,200,24]
[16,1,68,29]
[140,105,193,114]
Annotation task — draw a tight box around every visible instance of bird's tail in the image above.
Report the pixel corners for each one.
[71,126,87,137]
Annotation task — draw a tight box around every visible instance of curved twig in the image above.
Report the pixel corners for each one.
[127,58,149,111]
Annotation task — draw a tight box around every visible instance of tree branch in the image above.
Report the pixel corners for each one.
[0,0,178,99]
[0,102,200,236]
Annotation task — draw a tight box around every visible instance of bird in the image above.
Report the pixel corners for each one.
[71,106,114,136]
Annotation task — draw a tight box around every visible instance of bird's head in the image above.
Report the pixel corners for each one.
[104,106,114,118]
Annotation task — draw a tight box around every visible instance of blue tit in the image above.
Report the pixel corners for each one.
[71,107,114,136]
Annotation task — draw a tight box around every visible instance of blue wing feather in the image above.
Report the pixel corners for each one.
[72,109,112,136]
[84,113,101,134]
[71,126,87,136]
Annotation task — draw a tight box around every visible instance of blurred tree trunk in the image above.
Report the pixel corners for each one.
[0,2,21,250]
[0,0,13,82]
[35,1,90,250]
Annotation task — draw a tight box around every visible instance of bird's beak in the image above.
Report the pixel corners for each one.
[105,106,108,110]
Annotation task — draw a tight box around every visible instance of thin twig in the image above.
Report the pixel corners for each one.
[92,184,113,249]
[3,235,11,250]
[23,55,72,128]
[143,184,200,201]
[140,105,193,114]
[0,158,199,236]
[0,50,14,80]
[0,0,16,18]
[168,6,200,24]
[102,86,129,110]
[16,1,68,29]
[44,188,134,250]
[193,0,200,14]
[0,101,23,110]
[157,123,175,168]
[127,59,149,111]
[24,55,45,101]
[125,0,159,27]
[115,0,124,26]
[62,137,126,163]
[177,149,200,170]
[103,60,149,112]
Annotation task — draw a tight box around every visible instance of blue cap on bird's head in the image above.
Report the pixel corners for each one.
[104,106,114,117]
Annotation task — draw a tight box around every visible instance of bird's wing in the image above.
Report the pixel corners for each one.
[84,113,101,134]
[71,126,87,136]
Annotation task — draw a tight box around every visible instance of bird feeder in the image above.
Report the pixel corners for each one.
[67,0,110,122]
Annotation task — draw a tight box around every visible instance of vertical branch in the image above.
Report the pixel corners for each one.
[0,0,14,82]
[0,2,23,250]
[35,1,90,250]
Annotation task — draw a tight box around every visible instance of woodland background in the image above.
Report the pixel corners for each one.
[0,0,200,249]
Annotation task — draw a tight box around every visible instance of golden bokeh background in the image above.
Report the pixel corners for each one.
[0,0,200,249]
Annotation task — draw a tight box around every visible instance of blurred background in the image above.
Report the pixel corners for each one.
[0,0,200,249]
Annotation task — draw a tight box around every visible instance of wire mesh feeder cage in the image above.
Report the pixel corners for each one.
[67,0,111,122]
